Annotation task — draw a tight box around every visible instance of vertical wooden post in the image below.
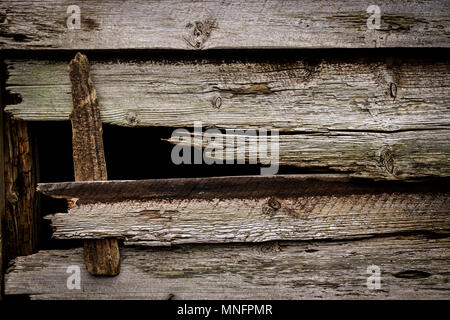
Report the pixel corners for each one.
[0,65,4,300]
[68,52,120,276]
[1,58,39,269]
[3,118,39,260]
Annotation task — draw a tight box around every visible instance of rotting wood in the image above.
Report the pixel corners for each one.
[5,235,450,299]
[3,114,39,261]
[0,0,449,49]
[37,175,450,245]
[68,52,119,276]
[0,67,4,300]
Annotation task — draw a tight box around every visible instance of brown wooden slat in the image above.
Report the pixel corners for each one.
[68,52,120,276]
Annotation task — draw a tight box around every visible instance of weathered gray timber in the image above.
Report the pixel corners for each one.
[0,0,449,49]
[5,57,450,179]
[5,57,450,131]
[167,129,450,179]
[37,175,450,245]
[5,236,450,299]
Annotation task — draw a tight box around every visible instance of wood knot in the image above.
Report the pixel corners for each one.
[166,293,176,300]
[211,96,222,109]
[184,19,217,49]
[126,111,139,126]
[262,197,281,215]
[379,146,395,174]
[390,82,397,100]
[268,197,281,210]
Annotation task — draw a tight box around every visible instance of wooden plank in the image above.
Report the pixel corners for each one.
[5,235,450,299]
[5,56,450,131]
[167,129,450,180]
[68,52,119,276]
[0,0,449,50]
[2,115,39,260]
[37,175,450,245]
[4,56,450,179]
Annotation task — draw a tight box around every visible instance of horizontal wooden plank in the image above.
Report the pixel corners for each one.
[38,176,450,245]
[1,0,449,50]
[5,56,450,131]
[5,236,450,299]
[168,129,450,179]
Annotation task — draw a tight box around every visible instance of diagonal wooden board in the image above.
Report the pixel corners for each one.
[38,175,450,246]
[5,235,450,299]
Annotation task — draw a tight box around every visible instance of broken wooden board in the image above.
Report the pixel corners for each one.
[5,235,450,299]
[168,129,450,180]
[1,0,449,50]
[37,175,450,246]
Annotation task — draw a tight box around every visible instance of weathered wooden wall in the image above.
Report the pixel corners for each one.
[0,0,449,49]
[1,0,449,300]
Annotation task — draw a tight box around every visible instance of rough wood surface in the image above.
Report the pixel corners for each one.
[37,175,450,245]
[0,68,4,300]
[5,56,450,179]
[0,0,449,49]
[5,235,450,299]
[5,56,450,131]
[168,129,450,180]
[68,52,119,276]
[3,115,39,261]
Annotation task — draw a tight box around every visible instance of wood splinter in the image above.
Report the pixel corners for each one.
[68,52,120,276]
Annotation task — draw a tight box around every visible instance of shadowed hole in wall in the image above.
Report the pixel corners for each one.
[29,121,329,250]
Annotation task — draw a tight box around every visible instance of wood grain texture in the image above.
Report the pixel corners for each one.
[5,56,450,131]
[5,56,450,179]
[3,115,39,261]
[69,52,107,182]
[0,0,449,49]
[0,68,4,300]
[37,176,450,245]
[168,129,450,180]
[68,52,119,276]
[5,235,450,299]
